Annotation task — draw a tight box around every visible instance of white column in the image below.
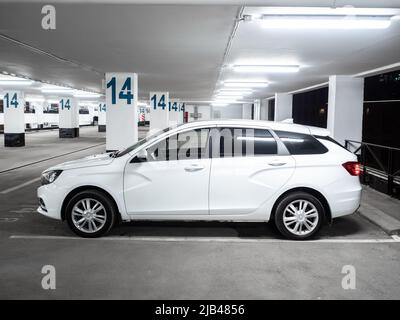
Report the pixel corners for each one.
[253,99,261,120]
[242,103,252,119]
[105,73,138,151]
[34,102,44,129]
[260,99,268,120]
[59,97,79,138]
[177,102,185,124]
[274,93,293,121]
[327,75,364,145]
[98,102,106,132]
[3,90,25,147]
[168,99,179,127]
[150,92,169,132]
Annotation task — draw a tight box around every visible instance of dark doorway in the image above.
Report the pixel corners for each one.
[292,87,328,128]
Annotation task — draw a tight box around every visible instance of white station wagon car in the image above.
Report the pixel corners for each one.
[37,120,362,240]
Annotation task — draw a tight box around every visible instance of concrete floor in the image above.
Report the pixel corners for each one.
[0,127,399,299]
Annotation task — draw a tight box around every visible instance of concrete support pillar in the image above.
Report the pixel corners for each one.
[253,99,261,120]
[59,97,79,138]
[242,103,252,119]
[177,102,185,124]
[34,102,44,129]
[98,102,106,132]
[260,99,269,120]
[105,73,138,151]
[3,90,25,147]
[274,93,293,121]
[168,99,179,127]
[150,92,169,132]
[327,75,364,145]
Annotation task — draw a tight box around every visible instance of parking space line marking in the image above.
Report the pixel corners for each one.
[9,235,400,243]
[392,235,400,241]
[0,177,41,194]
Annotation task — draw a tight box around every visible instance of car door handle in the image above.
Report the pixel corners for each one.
[184,164,204,172]
[268,162,287,166]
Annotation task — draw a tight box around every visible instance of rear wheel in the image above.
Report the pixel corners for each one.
[65,189,116,238]
[274,192,324,240]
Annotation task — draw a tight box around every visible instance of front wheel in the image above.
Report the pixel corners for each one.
[274,192,324,240]
[65,189,116,238]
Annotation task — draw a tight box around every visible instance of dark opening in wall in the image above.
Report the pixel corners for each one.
[267,99,275,121]
[292,87,328,128]
[364,69,400,101]
[361,69,400,198]
[363,69,400,148]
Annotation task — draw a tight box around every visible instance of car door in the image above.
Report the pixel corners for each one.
[209,127,296,215]
[123,127,211,215]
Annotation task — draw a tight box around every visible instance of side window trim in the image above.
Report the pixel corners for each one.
[269,130,291,156]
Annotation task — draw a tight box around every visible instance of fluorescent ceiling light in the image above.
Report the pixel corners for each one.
[73,91,101,98]
[213,98,240,104]
[260,15,392,29]
[0,79,34,86]
[211,102,229,107]
[224,81,269,88]
[217,90,252,96]
[216,95,244,99]
[41,86,74,94]
[233,65,299,73]
[217,88,253,92]
[256,7,399,16]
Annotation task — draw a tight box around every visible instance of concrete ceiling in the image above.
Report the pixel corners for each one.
[220,5,400,99]
[0,1,400,102]
[0,3,239,100]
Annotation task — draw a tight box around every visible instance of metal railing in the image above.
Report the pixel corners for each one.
[345,140,400,196]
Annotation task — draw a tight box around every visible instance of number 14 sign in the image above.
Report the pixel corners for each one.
[105,73,138,151]
[150,91,169,132]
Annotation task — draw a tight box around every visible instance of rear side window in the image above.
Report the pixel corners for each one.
[214,128,278,157]
[275,130,328,155]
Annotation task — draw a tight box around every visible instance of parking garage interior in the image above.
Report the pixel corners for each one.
[0,0,400,300]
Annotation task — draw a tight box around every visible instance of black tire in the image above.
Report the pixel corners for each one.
[274,192,324,240]
[65,189,116,238]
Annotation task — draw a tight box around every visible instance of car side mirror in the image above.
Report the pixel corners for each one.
[131,149,148,163]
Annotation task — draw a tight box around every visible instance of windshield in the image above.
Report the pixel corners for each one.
[115,126,175,157]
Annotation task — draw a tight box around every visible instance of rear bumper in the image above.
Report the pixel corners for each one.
[329,186,362,218]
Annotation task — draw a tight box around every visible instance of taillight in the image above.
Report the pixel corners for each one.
[342,161,361,176]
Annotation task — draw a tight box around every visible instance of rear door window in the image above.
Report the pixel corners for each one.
[212,127,278,157]
[275,130,328,155]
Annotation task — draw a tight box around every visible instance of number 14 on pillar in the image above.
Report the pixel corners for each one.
[150,92,169,131]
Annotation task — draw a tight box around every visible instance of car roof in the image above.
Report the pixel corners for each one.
[175,119,330,137]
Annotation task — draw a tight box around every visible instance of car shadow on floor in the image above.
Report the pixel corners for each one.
[109,214,366,240]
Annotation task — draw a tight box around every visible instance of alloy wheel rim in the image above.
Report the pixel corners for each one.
[283,199,319,236]
[71,198,106,233]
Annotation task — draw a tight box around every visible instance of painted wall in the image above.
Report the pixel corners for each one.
[212,104,242,119]
[185,105,211,122]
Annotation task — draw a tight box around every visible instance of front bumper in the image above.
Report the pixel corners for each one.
[37,184,63,220]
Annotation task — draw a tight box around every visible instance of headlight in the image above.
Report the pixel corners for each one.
[41,170,62,185]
